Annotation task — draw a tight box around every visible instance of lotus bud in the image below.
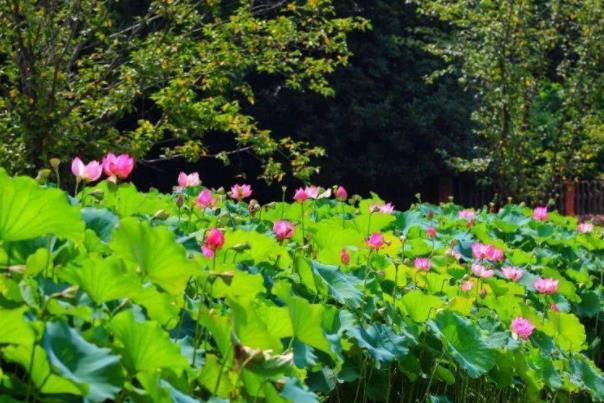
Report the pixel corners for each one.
[248,199,260,214]
[49,158,61,170]
[35,169,51,184]
[152,209,169,220]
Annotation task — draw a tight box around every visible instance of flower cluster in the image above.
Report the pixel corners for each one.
[71,153,134,183]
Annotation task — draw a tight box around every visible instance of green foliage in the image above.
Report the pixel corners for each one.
[0,173,603,401]
[418,0,604,201]
[0,1,366,181]
[251,0,476,196]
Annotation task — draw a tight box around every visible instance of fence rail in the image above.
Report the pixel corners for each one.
[445,179,604,216]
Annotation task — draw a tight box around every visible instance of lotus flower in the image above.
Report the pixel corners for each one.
[71,157,102,182]
[369,203,395,214]
[302,185,330,199]
[534,277,559,294]
[294,188,308,202]
[471,243,504,262]
[335,186,348,201]
[461,280,474,292]
[178,172,200,188]
[501,266,523,282]
[511,317,534,340]
[229,184,252,201]
[102,153,134,180]
[196,189,216,209]
[367,232,385,250]
[202,228,224,258]
[340,248,350,265]
[414,257,431,272]
[459,209,477,221]
[532,206,549,221]
[471,263,494,278]
[426,226,437,238]
[577,223,594,234]
[273,220,295,241]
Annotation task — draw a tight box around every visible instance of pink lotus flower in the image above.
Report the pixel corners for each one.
[471,243,488,259]
[459,209,477,221]
[471,263,494,278]
[340,248,350,265]
[335,186,348,201]
[71,157,102,182]
[273,220,295,241]
[511,317,534,340]
[577,223,594,234]
[487,246,505,262]
[426,226,437,238]
[532,206,549,221]
[178,172,200,188]
[501,266,523,282]
[202,228,224,258]
[471,243,504,262]
[294,188,308,202]
[195,189,216,209]
[461,280,474,292]
[229,184,252,201]
[102,153,134,180]
[414,257,431,272]
[534,277,559,295]
[369,203,395,214]
[304,185,320,199]
[302,185,331,199]
[367,232,385,250]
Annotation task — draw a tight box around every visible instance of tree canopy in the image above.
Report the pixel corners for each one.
[0,0,366,181]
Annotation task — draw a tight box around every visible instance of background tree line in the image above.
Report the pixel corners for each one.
[0,0,602,206]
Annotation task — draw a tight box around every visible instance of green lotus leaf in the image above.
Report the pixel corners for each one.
[0,306,35,346]
[110,217,198,294]
[199,354,235,398]
[311,260,362,308]
[569,355,604,401]
[212,270,265,299]
[42,321,123,401]
[109,310,188,374]
[287,296,333,356]
[543,312,587,352]
[137,371,199,403]
[2,343,82,395]
[398,290,444,323]
[81,207,118,242]
[92,182,173,217]
[428,310,496,378]
[223,229,291,269]
[230,298,284,352]
[62,255,140,304]
[0,170,84,242]
[344,322,410,364]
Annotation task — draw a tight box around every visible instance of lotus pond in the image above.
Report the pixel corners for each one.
[0,168,603,402]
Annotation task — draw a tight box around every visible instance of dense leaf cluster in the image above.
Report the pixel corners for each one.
[0,170,603,401]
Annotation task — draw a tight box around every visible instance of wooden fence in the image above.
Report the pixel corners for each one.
[443,179,604,216]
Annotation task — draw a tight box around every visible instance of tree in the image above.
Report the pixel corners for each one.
[0,0,367,181]
[249,0,475,202]
[417,0,604,202]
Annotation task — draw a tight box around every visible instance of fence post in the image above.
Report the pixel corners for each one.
[564,181,575,216]
[438,177,453,204]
